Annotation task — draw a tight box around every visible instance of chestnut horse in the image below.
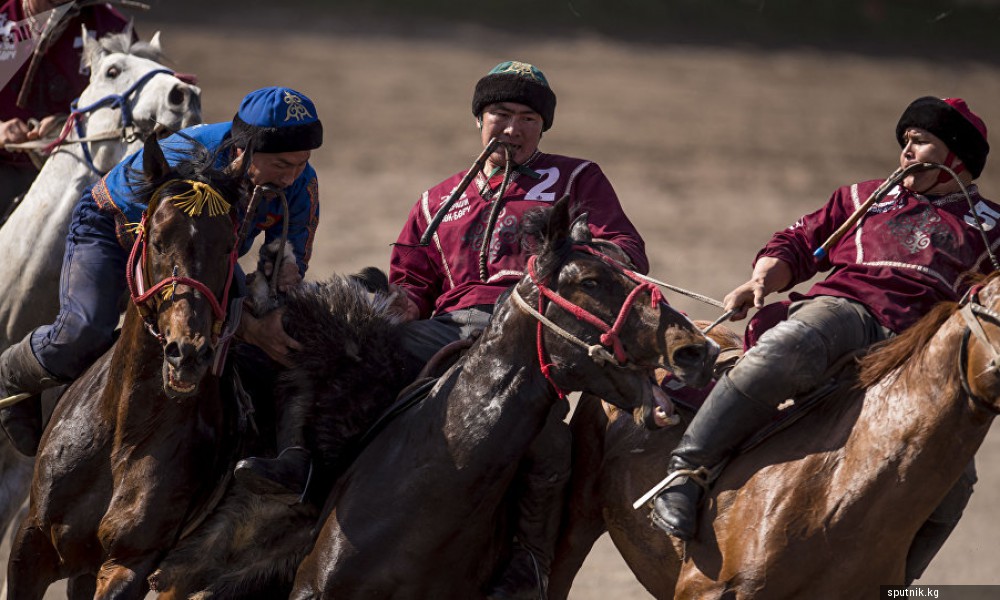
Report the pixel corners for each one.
[665,275,1000,597]
[6,135,244,600]
[549,325,743,600]
[290,197,720,598]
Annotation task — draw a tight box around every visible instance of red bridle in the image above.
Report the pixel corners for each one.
[125,187,239,345]
[524,245,666,398]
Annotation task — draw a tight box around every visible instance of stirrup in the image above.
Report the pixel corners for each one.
[633,465,711,510]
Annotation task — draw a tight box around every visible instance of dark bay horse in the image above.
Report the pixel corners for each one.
[666,275,1000,597]
[6,135,244,600]
[146,270,422,599]
[549,324,743,600]
[290,197,720,598]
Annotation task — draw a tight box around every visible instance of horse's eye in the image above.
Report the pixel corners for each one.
[106,65,121,79]
[581,278,599,289]
[150,239,164,254]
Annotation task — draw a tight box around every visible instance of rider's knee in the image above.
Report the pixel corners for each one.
[729,318,830,405]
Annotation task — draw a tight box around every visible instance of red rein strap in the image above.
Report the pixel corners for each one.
[526,246,666,397]
[126,212,239,341]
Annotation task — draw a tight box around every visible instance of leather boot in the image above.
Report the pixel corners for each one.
[234,391,312,499]
[487,469,569,600]
[234,446,311,498]
[0,334,63,458]
[650,375,777,540]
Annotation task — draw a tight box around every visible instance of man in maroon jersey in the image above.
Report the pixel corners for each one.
[0,0,130,212]
[650,96,994,584]
[387,61,648,599]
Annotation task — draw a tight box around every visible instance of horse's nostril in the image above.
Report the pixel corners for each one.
[168,85,185,106]
[672,344,707,369]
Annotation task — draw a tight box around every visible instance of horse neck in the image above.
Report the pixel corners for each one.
[443,302,560,462]
[27,145,101,206]
[109,306,167,391]
[851,320,992,492]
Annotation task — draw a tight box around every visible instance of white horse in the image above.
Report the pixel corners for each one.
[0,26,201,571]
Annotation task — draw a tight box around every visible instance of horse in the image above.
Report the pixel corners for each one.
[5,134,241,600]
[549,324,743,600]
[660,275,1000,598]
[146,269,423,599]
[289,196,720,598]
[0,27,200,553]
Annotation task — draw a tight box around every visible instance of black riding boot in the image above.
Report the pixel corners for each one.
[650,375,777,540]
[234,394,312,499]
[0,333,63,458]
[905,461,976,584]
[487,469,569,600]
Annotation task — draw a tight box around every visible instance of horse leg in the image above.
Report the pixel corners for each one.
[95,560,155,600]
[7,524,62,600]
[548,393,609,600]
[67,573,97,600]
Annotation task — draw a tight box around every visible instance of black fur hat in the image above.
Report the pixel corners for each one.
[472,61,557,131]
[896,96,989,179]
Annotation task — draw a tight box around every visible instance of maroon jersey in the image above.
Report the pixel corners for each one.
[1,1,129,166]
[758,179,1000,333]
[390,152,648,318]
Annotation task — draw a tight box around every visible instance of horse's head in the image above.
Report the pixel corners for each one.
[513,197,718,412]
[955,273,1000,417]
[78,27,201,172]
[128,135,241,399]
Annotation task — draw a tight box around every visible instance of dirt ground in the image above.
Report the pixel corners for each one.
[17,3,1000,598]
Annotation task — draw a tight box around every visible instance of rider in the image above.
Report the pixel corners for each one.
[0,0,131,212]
[649,96,994,583]
[0,85,323,458]
[398,60,647,599]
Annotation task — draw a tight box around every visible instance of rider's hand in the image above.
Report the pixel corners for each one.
[237,308,303,367]
[276,261,301,293]
[0,118,31,146]
[25,115,63,141]
[723,257,793,321]
[388,284,420,322]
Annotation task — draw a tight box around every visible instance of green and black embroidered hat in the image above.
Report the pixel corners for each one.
[472,61,557,131]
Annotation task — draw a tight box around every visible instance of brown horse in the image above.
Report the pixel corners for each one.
[663,275,1000,597]
[289,197,719,599]
[6,135,245,600]
[549,324,743,600]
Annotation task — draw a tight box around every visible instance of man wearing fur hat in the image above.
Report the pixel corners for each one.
[650,96,995,584]
[0,86,323,458]
[382,60,648,599]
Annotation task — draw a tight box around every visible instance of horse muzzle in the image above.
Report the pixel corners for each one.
[667,337,719,390]
[161,338,215,398]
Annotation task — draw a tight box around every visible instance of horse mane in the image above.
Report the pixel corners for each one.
[519,202,625,280]
[859,271,995,387]
[126,140,243,210]
[858,301,958,387]
[95,30,167,63]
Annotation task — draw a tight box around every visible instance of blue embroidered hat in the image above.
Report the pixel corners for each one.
[472,61,557,131]
[230,86,323,153]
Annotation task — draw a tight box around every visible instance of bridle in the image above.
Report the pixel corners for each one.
[957,284,1000,416]
[42,67,178,175]
[125,180,239,347]
[510,244,673,399]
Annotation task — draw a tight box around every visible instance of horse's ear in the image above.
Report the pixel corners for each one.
[142,134,170,182]
[148,30,162,54]
[545,195,573,246]
[80,25,104,74]
[569,211,592,244]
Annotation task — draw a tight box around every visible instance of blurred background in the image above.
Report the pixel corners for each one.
[19,0,1000,596]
